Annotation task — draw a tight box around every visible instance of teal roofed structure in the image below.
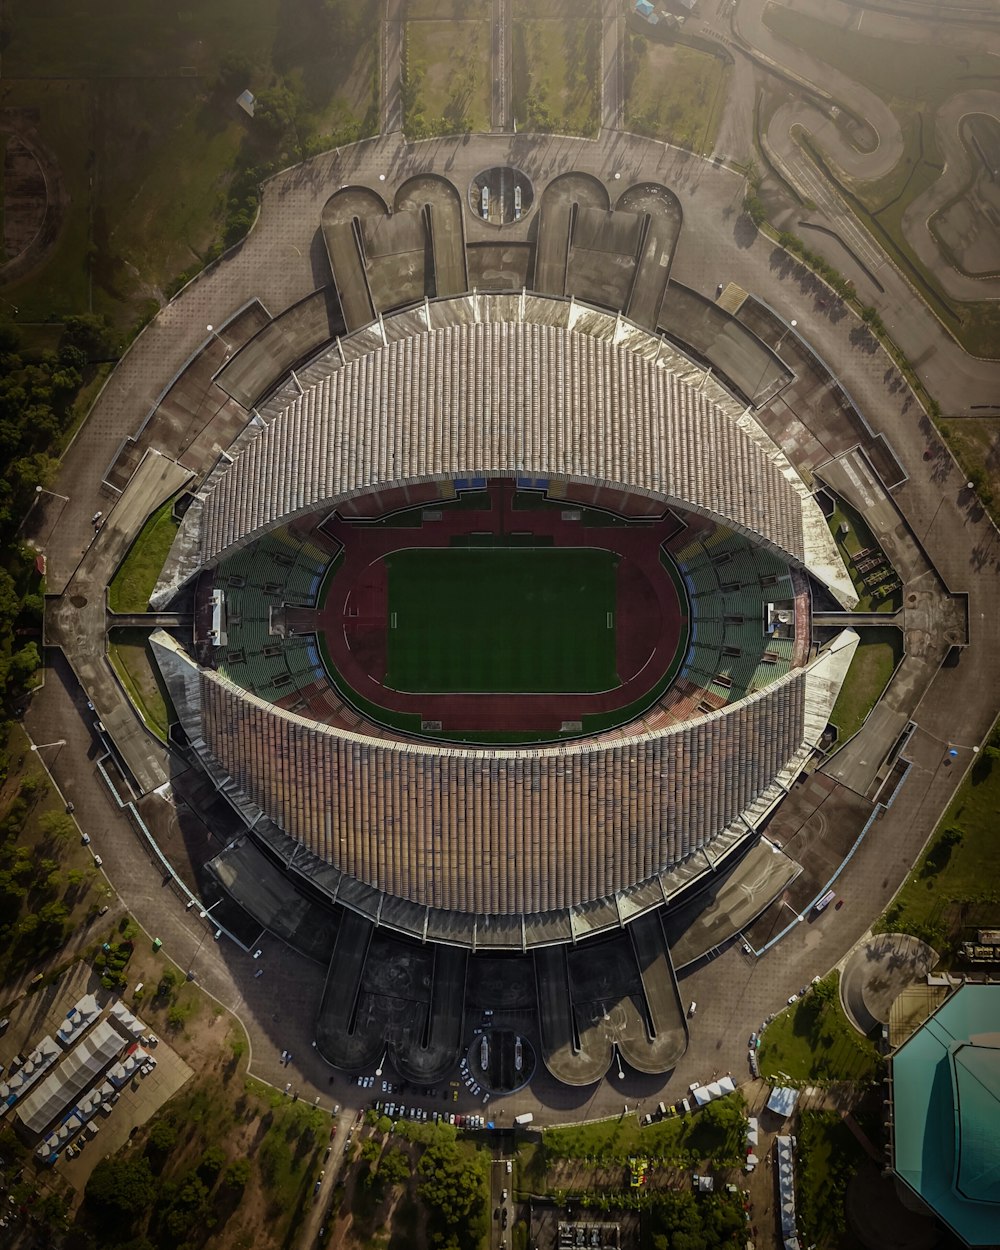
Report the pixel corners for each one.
[891,983,1000,1246]
[951,1039,1000,1206]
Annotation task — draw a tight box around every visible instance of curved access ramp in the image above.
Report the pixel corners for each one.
[617,910,688,1075]
[840,932,938,1035]
[535,945,612,1087]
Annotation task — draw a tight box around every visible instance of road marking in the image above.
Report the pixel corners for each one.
[786,152,885,272]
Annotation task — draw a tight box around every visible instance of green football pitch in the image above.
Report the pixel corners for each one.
[385,548,618,693]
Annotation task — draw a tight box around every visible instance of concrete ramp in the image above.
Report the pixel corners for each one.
[620,911,687,1074]
[535,946,611,1086]
[315,909,378,1070]
[394,945,467,1084]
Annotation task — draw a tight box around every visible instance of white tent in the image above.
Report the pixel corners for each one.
[16,1020,125,1135]
[57,993,101,1048]
[767,1086,799,1118]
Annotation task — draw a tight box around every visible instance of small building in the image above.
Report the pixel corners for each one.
[236,89,256,118]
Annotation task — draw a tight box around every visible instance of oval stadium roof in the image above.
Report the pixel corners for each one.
[152,293,859,947]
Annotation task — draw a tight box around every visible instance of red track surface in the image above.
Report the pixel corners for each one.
[312,481,687,733]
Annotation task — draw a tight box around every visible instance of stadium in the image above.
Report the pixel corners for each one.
[150,271,859,1082]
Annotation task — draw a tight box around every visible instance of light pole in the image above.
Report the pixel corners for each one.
[30,739,66,752]
[187,900,224,977]
[776,318,797,351]
[206,323,231,354]
[375,1049,387,1078]
[35,485,69,503]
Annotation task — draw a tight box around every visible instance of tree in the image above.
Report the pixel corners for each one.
[197,1144,228,1184]
[86,1156,158,1220]
[223,1158,251,1190]
[379,1148,410,1186]
[417,1138,489,1250]
[40,810,75,841]
[255,85,299,136]
[158,1172,209,1239]
[146,1118,178,1159]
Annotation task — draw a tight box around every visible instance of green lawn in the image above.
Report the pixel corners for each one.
[830,627,903,742]
[625,37,729,155]
[385,547,618,693]
[108,628,173,741]
[758,974,882,1085]
[543,1094,746,1166]
[877,721,1000,957]
[512,18,600,136]
[403,19,491,136]
[108,498,179,612]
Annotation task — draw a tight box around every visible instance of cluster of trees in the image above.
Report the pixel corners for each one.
[94,937,134,991]
[646,1190,747,1250]
[351,1119,491,1248]
[0,775,94,968]
[775,229,858,302]
[417,1135,490,1250]
[795,1110,863,1243]
[84,1127,252,1249]
[0,315,118,739]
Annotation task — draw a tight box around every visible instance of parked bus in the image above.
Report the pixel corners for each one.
[814,889,836,913]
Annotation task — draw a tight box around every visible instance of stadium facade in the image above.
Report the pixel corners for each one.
[148,170,862,1082]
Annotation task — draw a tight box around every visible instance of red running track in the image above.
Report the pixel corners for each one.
[312,480,688,733]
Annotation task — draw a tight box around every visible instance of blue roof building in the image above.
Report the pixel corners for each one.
[891,983,1000,1245]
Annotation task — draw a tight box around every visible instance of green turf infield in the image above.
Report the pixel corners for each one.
[385,547,618,693]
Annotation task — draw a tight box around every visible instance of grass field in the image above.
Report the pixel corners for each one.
[542,1094,746,1166]
[403,18,491,136]
[385,547,618,693]
[758,974,882,1085]
[625,38,729,155]
[108,628,173,741]
[512,17,600,136]
[877,719,1000,958]
[108,497,179,612]
[829,627,903,742]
